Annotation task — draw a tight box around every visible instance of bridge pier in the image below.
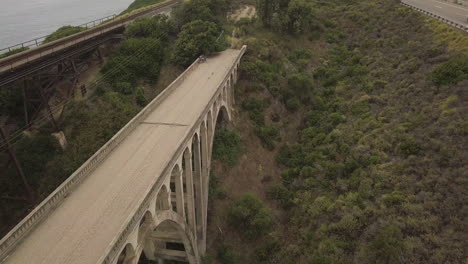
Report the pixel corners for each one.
[200,121,209,254]
[191,133,206,256]
[183,149,197,239]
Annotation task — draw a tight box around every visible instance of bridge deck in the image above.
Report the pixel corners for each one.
[2,49,241,264]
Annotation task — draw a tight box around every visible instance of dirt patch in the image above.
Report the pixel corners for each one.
[228,5,256,22]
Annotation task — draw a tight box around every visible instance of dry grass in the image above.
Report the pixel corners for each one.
[426,18,468,55]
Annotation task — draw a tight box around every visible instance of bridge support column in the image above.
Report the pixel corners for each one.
[174,168,186,221]
[200,123,209,254]
[192,135,205,255]
[228,78,235,108]
[184,150,197,236]
[143,241,157,262]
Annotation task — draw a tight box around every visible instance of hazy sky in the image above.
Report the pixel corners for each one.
[0,0,135,48]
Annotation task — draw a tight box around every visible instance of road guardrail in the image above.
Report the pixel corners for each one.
[401,2,468,33]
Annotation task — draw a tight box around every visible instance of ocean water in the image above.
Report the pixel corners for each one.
[0,0,135,49]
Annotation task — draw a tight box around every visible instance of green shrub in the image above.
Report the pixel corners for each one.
[288,73,313,98]
[229,193,272,239]
[0,85,23,116]
[283,0,315,34]
[0,47,29,59]
[398,137,420,156]
[358,224,407,264]
[15,135,59,187]
[102,37,164,86]
[267,183,293,208]
[172,20,220,66]
[217,245,238,264]
[135,88,146,106]
[380,191,406,208]
[255,125,280,150]
[44,26,85,43]
[241,98,266,125]
[212,129,242,166]
[255,232,281,262]
[172,0,216,26]
[115,82,133,95]
[286,98,300,112]
[431,57,468,86]
[124,0,165,13]
[125,15,173,41]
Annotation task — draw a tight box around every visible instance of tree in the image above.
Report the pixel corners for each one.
[431,56,468,86]
[125,15,174,42]
[44,26,85,43]
[172,20,220,67]
[172,0,215,28]
[102,37,164,87]
[284,0,315,34]
[256,0,280,27]
[257,0,315,34]
[358,224,407,264]
[229,194,272,239]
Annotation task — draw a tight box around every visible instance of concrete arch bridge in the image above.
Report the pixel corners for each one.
[0,46,247,264]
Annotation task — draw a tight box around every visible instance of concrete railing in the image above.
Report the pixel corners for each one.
[0,51,202,263]
[401,2,468,32]
[100,45,247,264]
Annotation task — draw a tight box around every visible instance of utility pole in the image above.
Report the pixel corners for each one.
[0,126,34,203]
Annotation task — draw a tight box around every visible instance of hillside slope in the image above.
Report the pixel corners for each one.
[207,0,467,263]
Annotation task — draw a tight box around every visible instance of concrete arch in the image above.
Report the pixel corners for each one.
[138,211,154,244]
[117,243,136,264]
[141,210,198,264]
[156,185,170,211]
[170,164,185,219]
[215,104,232,125]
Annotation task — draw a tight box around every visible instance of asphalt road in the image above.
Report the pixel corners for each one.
[402,0,468,26]
[2,49,241,264]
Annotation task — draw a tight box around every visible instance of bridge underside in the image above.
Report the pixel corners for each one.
[1,47,244,264]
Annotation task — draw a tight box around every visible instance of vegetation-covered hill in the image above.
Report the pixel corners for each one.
[206,0,467,263]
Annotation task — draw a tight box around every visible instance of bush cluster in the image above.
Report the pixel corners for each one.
[232,0,467,263]
[44,26,86,43]
[212,129,242,166]
[228,194,272,239]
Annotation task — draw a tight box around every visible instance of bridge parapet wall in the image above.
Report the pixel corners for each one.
[0,50,202,263]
